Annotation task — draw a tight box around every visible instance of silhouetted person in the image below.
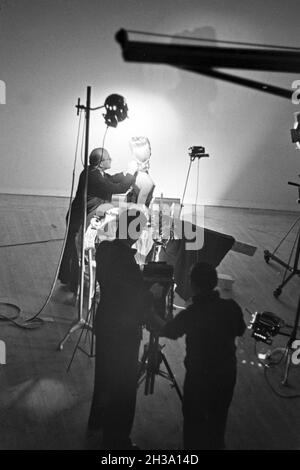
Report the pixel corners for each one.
[160,262,246,450]
[88,209,152,450]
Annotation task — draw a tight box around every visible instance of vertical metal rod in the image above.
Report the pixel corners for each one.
[78,86,91,322]
[179,158,192,218]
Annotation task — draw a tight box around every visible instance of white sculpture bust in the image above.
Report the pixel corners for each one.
[127,136,155,207]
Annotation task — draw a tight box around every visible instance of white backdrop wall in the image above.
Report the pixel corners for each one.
[0,0,299,210]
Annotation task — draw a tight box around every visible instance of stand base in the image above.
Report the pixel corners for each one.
[58,249,97,351]
[264,249,300,298]
[58,318,88,351]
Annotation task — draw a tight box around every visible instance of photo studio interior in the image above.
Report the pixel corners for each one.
[0,0,299,451]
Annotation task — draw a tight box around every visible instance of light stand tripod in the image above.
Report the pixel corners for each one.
[58,87,128,350]
[66,281,98,371]
[179,146,209,219]
[66,249,99,371]
[264,181,300,298]
[58,87,92,350]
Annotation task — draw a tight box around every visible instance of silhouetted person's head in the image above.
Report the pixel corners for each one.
[190,262,218,295]
[116,208,147,247]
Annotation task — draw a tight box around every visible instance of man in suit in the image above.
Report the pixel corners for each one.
[58,147,136,292]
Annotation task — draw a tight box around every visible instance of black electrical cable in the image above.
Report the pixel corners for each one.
[0,110,84,328]
[99,125,109,166]
[0,302,36,329]
[0,238,63,249]
[264,363,300,399]
[25,110,84,324]
[254,342,300,399]
[127,29,300,51]
[80,113,86,166]
[0,116,111,328]
[0,130,111,250]
[27,121,110,325]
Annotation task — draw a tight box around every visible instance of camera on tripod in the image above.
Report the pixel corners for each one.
[188,146,209,160]
[143,261,174,321]
[139,261,182,400]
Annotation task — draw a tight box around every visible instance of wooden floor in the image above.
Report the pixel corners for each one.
[0,194,299,450]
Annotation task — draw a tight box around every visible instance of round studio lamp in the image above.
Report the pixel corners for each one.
[103,93,128,128]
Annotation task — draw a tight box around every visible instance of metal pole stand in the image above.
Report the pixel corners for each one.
[138,330,183,401]
[264,216,300,298]
[264,181,300,298]
[58,86,92,350]
[179,146,209,219]
[66,278,98,372]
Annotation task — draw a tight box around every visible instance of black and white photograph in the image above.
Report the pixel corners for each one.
[0,0,299,454]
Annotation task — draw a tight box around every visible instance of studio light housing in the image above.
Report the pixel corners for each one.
[103,93,128,128]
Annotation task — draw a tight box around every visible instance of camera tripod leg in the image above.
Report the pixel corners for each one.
[160,352,183,401]
[146,365,155,395]
[137,336,183,400]
[137,345,156,395]
[146,336,159,395]
[276,271,296,291]
[137,345,149,385]
[264,219,300,296]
